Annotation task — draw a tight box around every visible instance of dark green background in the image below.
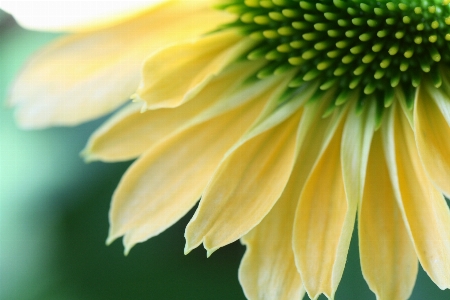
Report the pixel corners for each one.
[1,11,449,299]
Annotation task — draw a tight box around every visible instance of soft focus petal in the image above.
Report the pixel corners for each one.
[9,1,230,128]
[108,93,268,254]
[383,105,450,289]
[136,30,254,109]
[83,60,264,162]
[0,0,164,32]
[184,109,301,255]
[415,84,450,197]
[294,125,355,300]
[239,172,304,300]
[359,131,417,300]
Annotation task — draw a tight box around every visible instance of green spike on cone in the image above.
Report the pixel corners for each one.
[220,0,450,109]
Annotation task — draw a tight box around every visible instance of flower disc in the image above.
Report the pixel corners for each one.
[221,0,450,109]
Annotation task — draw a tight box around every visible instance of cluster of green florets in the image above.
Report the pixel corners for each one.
[219,0,450,110]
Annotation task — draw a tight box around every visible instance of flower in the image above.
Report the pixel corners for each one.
[3,0,450,299]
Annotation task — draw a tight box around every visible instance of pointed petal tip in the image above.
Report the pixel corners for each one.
[105,235,115,246]
[106,228,122,246]
[79,148,96,163]
[206,247,218,258]
[122,235,137,256]
[123,246,132,256]
[184,235,202,255]
[183,243,193,255]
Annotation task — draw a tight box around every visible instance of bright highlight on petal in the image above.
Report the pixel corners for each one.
[6,0,450,298]
[9,0,230,128]
[0,0,164,32]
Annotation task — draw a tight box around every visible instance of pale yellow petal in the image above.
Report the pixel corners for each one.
[184,110,301,255]
[0,0,163,32]
[83,60,265,162]
[10,1,230,128]
[415,84,450,197]
[359,131,417,300]
[341,100,376,211]
[293,88,349,177]
[294,125,356,300]
[107,91,268,254]
[290,92,351,300]
[218,77,313,159]
[237,91,345,298]
[239,173,304,300]
[382,105,450,289]
[247,81,319,135]
[136,30,254,109]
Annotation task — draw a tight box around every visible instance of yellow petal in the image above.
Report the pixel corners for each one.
[83,60,265,162]
[184,110,301,255]
[382,105,450,289]
[248,81,318,135]
[9,1,230,128]
[136,30,254,109]
[293,88,349,177]
[237,90,346,298]
[341,100,376,211]
[239,174,304,300]
[0,0,163,32]
[293,124,356,300]
[107,89,268,254]
[359,131,418,300]
[415,84,450,197]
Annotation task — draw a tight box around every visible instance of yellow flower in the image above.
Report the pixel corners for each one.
[4,0,450,299]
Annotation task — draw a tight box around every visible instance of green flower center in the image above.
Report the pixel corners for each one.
[219,0,450,109]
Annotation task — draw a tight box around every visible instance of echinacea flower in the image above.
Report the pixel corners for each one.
[3,0,450,299]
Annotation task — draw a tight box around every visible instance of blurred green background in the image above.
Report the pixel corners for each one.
[0,10,449,300]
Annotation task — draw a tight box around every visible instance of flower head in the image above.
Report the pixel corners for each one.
[4,0,450,299]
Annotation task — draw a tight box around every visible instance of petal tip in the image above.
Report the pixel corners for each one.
[206,247,218,258]
[183,243,193,255]
[105,235,115,246]
[80,148,95,163]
